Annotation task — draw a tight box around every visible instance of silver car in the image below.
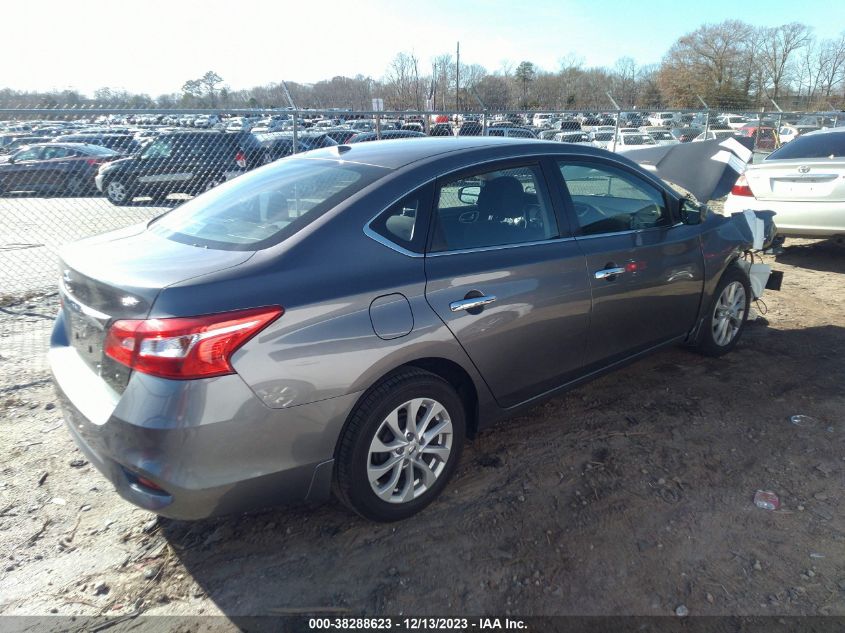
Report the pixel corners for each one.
[50,138,766,522]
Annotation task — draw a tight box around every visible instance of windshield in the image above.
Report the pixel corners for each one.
[150,158,386,250]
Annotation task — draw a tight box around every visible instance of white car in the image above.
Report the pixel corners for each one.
[777,125,800,144]
[226,117,252,132]
[718,115,749,130]
[724,128,845,238]
[693,130,739,142]
[589,131,616,150]
[648,112,678,127]
[613,132,657,151]
[532,113,554,128]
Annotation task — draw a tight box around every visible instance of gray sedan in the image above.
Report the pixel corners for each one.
[50,138,762,522]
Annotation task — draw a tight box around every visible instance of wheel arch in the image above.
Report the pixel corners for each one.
[332,357,482,465]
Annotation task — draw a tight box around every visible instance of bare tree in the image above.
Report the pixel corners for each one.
[759,22,813,101]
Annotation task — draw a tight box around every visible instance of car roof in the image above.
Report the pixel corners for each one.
[804,126,845,136]
[296,136,629,170]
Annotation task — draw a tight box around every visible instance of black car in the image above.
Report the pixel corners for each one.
[671,127,703,143]
[456,122,483,137]
[257,132,339,162]
[321,129,359,144]
[0,143,118,196]
[95,131,264,205]
[348,130,428,142]
[0,136,53,154]
[54,133,142,156]
[429,123,454,137]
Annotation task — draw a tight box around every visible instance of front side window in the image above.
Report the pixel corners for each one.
[431,164,557,252]
[559,162,669,235]
[142,138,173,159]
[150,158,386,250]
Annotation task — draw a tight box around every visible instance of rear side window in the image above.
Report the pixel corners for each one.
[150,159,386,250]
[431,164,557,252]
[767,132,845,160]
[369,185,433,253]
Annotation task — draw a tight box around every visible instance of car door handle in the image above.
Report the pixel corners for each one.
[450,295,497,312]
[594,267,626,280]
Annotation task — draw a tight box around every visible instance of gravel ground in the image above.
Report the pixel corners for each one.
[1,237,844,621]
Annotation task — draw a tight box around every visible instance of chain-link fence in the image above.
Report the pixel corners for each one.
[0,104,841,387]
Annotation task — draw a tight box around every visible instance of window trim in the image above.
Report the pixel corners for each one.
[426,159,562,255]
[551,157,674,237]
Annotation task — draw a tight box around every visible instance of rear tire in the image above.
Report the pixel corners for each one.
[334,368,465,522]
[694,265,751,357]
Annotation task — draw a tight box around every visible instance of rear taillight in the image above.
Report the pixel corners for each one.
[86,158,101,166]
[104,306,283,379]
[731,174,754,197]
[235,150,247,168]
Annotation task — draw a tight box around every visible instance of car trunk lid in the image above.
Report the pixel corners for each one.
[746,159,845,202]
[58,222,254,392]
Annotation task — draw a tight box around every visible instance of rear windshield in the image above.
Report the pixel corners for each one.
[767,132,845,160]
[149,158,386,250]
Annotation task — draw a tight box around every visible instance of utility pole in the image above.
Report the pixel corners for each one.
[456,41,460,112]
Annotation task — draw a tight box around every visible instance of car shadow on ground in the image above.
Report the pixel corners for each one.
[776,239,845,274]
[160,323,845,617]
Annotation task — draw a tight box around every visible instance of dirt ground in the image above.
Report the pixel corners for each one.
[1,238,844,621]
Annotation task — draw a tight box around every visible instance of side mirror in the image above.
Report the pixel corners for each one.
[458,185,481,205]
[680,199,704,225]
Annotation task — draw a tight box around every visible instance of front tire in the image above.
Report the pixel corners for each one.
[695,265,751,357]
[105,178,133,205]
[334,368,465,522]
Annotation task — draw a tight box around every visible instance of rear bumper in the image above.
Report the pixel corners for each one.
[723,195,845,237]
[48,313,359,520]
[94,174,104,192]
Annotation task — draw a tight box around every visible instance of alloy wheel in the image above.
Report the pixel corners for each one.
[711,281,746,346]
[366,398,453,504]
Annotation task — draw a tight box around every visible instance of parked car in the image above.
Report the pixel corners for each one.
[0,136,52,154]
[54,133,142,156]
[724,128,845,238]
[349,130,428,143]
[693,129,739,142]
[776,124,800,144]
[95,131,264,204]
[486,127,538,139]
[718,114,749,130]
[532,113,554,128]
[648,112,678,127]
[736,125,777,151]
[613,133,658,151]
[193,115,221,129]
[49,137,773,522]
[589,131,616,150]
[670,127,703,143]
[456,122,483,137]
[258,132,339,162]
[553,131,590,144]
[429,123,454,137]
[648,130,681,146]
[321,129,359,144]
[226,117,253,132]
[0,143,118,196]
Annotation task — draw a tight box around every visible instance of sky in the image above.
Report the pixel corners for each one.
[2,0,845,97]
